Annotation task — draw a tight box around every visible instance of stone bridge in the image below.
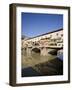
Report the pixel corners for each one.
[22,45,63,56]
[22,29,63,56]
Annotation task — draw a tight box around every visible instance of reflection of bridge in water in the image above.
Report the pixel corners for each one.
[21,44,63,77]
[21,29,63,76]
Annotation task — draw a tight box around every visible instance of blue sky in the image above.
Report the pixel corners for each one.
[21,12,63,37]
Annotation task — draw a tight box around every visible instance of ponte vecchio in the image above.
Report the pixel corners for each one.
[21,28,63,56]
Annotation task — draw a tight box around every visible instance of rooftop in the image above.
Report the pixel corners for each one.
[24,28,63,40]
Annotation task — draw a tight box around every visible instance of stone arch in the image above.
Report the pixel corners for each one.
[48,48,58,55]
[31,47,41,54]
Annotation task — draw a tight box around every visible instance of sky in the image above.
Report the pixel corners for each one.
[21,12,63,37]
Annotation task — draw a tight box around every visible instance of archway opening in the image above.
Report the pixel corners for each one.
[48,49,57,55]
[31,48,40,54]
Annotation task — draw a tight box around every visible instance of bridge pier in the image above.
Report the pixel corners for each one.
[41,47,48,56]
[26,47,32,56]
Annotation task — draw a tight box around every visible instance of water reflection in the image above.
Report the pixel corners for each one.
[22,51,56,68]
[21,51,63,77]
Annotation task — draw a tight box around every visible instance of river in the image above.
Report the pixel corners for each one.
[21,52,63,77]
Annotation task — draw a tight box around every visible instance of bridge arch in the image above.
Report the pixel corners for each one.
[31,47,41,53]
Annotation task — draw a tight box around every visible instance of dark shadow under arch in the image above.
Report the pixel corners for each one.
[31,48,40,53]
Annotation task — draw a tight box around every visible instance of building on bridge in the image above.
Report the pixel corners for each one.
[22,28,63,56]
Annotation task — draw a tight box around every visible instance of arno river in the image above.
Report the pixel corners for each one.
[21,52,63,77]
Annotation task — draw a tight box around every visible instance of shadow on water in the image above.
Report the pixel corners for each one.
[21,56,63,77]
[22,67,41,77]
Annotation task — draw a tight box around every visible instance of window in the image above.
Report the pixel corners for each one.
[56,33,58,36]
[58,44,60,46]
[61,34,63,37]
